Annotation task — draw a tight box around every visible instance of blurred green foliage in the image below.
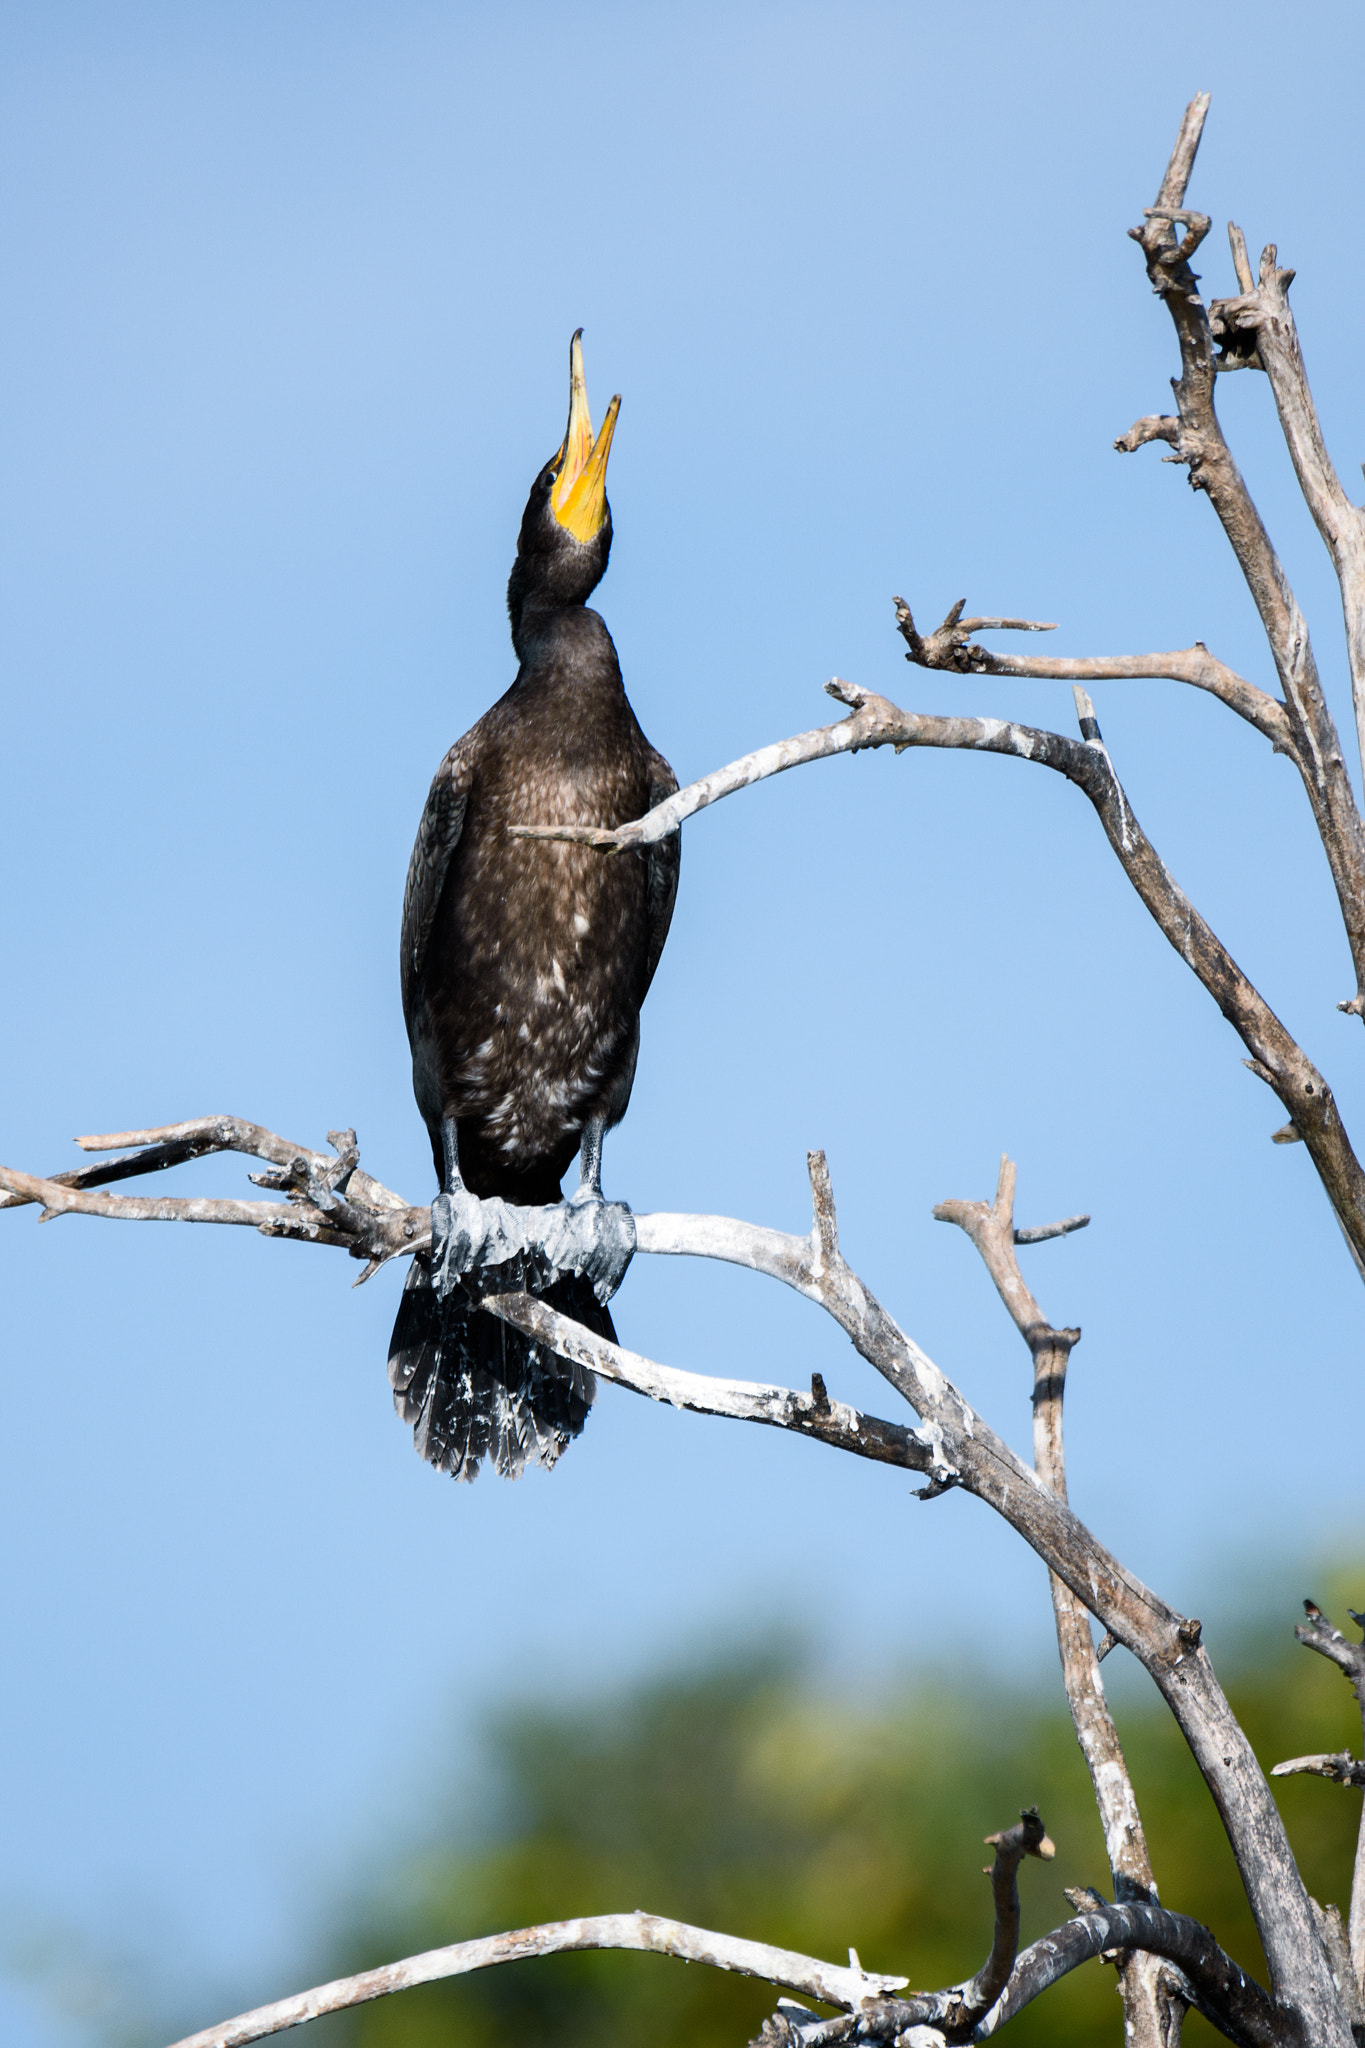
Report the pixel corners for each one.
[317,1596,1364,2048]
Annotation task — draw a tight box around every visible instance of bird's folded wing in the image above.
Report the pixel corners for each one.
[400,742,472,1011]
[642,754,681,998]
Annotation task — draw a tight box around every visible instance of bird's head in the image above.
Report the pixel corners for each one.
[508,331,620,640]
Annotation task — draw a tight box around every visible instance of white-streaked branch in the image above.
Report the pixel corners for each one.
[506,688,908,849]
[480,1288,938,1477]
[164,1910,908,2048]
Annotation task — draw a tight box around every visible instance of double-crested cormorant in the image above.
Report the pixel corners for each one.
[388,334,680,1482]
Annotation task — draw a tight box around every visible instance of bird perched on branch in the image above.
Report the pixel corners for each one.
[389,333,680,1482]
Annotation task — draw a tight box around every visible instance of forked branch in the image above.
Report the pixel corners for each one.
[936,1157,1174,2048]
[0,1117,425,1279]
[1122,94,1365,1010]
[1285,1602,1365,1991]
[1210,230,1365,773]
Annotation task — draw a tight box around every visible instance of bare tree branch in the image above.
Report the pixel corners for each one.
[480,1289,937,1476]
[1291,1602,1365,1990]
[0,1116,1342,2018]
[950,1808,1055,2030]
[935,1156,1176,2047]
[790,1904,1274,2048]
[756,1809,1064,2045]
[168,1838,1276,2048]
[504,688,905,851]
[484,1158,1333,2022]
[1270,1754,1365,1789]
[0,1114,408,1217]
[933,1159,1155,1893]
[1210,230,1365,776]
[956,1900,1279,2048]
[1012,1213,1089,1246]
[1122,94,1365,1014]
[163,1911,909,2048]
[1295,1602,1365,1704]
[893,597,1290,748]
[0,1118,428,1279]
[497,674,1365,1276]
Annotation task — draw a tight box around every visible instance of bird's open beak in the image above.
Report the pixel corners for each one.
[550,331,620,544]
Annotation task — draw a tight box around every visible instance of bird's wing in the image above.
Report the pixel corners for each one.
[400,739,472,1015]
[641,750,681,998]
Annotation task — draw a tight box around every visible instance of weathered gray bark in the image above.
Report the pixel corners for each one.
[1278,1605,1365,1998]
[935,1159,1179,2048]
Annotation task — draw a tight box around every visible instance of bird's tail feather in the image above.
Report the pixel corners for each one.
[388,1257,601,1481]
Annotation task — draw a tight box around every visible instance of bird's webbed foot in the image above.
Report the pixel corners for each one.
[538,1117,635,1304]
[429,1182,496,1299]
[545,1190,636,1304]
[429,1118,504,1300]
[427,1117,635,1305]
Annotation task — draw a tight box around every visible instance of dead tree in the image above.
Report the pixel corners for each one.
[3,94,1363,2048]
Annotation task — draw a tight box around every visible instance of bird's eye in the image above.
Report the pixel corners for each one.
[546,468,558,485]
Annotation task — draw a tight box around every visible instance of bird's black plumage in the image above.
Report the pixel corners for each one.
[389,336,679,1482]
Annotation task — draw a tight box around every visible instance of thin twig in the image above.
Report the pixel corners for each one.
[1013,1213,1089,1246]
[949,1808,1055,2029]
[893,597,1289,748]
[1270,1753,1365,1789]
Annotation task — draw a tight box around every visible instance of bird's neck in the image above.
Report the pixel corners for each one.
[511,602,620,687]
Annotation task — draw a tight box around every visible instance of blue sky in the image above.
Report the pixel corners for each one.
[2,3,1363,2042]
